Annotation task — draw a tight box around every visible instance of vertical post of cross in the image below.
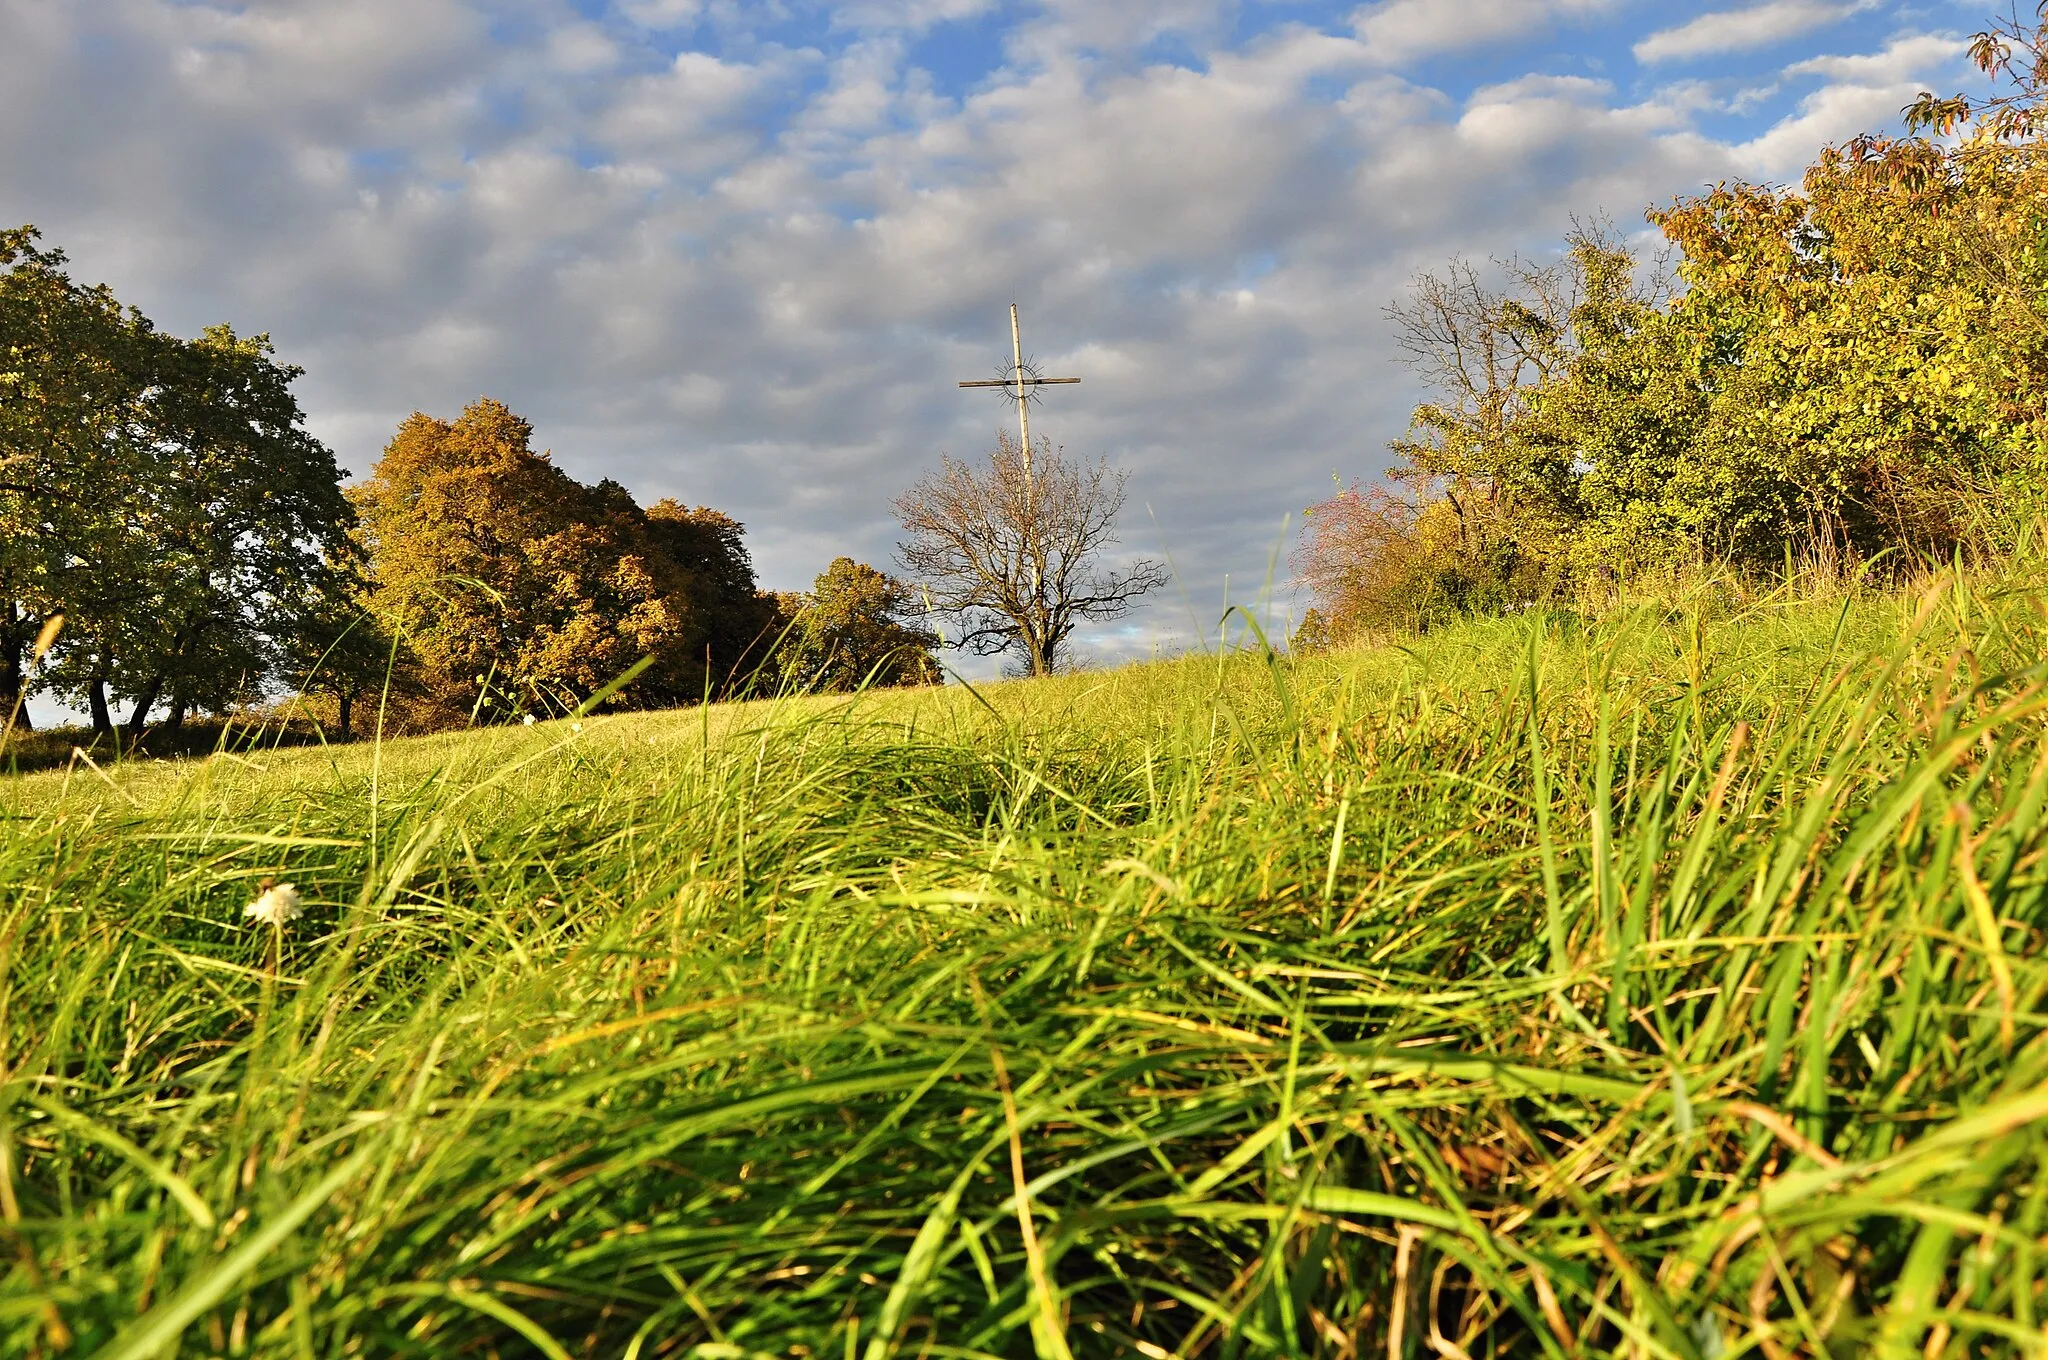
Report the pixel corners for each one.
[1009,302,1031,481]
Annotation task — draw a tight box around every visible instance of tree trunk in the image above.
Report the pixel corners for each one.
[1,608,28,732]
[1026,624,1054,677]
[125,673,164,743]
[338,691,353,741]
[88,675,114,735]
[164,694,188,735]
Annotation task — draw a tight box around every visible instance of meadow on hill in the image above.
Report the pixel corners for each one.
[4,550,2045,1359]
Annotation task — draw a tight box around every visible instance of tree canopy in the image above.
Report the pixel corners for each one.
[349,399,781,722]
[772,557,940,693]
[1302,89,2048,640]
[1,228,357,734]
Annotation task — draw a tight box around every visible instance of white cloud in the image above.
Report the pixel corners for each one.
[1736,33,1968,175]
[1468,73,1614,106]
[546,23,621,75]
[1352,0,1617,64]
[1784,31,1966,83]
[826,0,997,34]
[1635,1,1872,65]
[619,0,701,27]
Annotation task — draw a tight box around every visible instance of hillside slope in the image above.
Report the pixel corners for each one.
[4,563,2046,1358]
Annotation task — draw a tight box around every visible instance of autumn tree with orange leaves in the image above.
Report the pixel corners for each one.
[350,399,776,720]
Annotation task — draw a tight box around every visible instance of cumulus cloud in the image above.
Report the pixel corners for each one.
[619,0,701,28]
[1784,31,1967,83]
[1352,0,1618,64]
[1735,33,1968,174]
[1635,1,1874,65]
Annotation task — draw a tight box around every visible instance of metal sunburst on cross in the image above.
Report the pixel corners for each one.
[957,303,1079,479]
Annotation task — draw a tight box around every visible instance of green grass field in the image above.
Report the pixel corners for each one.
[4,561,2047,1359]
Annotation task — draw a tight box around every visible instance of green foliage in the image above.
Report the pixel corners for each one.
[1309,121,2048,643]
[4,556,2048,1355]
[1591,137,2048,566]
[0,225,158,728]
[0,227,356,735]
[112,325,359,735]
[280,571,410,742]
[772,555,941,692]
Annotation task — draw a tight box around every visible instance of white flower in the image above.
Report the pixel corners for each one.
[244,881,303,928]
[522,714,536,726]
[570,722,583,733]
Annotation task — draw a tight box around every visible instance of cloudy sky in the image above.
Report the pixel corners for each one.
[0,0,1992,681]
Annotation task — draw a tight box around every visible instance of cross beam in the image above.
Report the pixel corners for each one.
[958,303,1079,479]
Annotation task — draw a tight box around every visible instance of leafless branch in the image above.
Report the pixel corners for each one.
[894,431,1166,676]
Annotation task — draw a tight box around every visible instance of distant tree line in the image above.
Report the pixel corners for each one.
[1,230,940,740]
[1299,12,2048,642]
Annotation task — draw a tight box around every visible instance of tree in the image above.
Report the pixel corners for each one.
[352,399,756,718]
[641,501,781,698]
[2,229,355,737]
[110,325,357,737]
[1567,139,2048,568]
[1294,482,1475,641]
[0,226,155,730]
[772,557,940,692]
[283,561,411,741]
[1377,227,1657,593]
[895,431,1165,677]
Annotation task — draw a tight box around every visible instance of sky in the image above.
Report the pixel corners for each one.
[0,0,1999,703]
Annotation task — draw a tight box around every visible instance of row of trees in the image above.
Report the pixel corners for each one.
[1300,8,2048,639]
[5,225,1159,737]
[332,398,950,731]
[0,232,951,738]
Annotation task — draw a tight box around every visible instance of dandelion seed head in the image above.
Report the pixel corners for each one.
[244,879,304,928]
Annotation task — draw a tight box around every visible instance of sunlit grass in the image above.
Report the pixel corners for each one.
[3,561,2046,1357]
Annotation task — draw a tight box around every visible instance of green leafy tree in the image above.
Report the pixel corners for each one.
[0,226,155,730]
[283,560,413,741]
[110,325,357,737]
[773,558,940,692]
[3,230,352,737]
[1311,96,2048,631]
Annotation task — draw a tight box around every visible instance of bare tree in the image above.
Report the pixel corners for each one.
[895,431,1167,677]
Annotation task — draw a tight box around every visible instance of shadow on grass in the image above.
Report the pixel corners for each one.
[0,717,347,776]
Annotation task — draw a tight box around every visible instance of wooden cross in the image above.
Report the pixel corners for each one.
[958,303,1079,479]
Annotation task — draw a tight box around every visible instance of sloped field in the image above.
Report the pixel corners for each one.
[5,567,2047,1358]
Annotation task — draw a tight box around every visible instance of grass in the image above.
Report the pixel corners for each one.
[2,558,2046,1359]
